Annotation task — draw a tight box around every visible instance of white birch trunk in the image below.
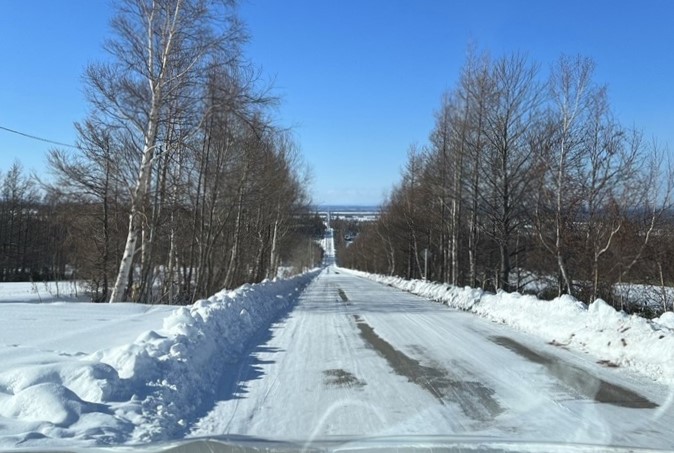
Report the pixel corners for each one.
[109,140,156,302]
[109,0,183,302]
[268,218,279,280]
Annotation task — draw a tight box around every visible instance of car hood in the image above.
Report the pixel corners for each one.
[7,435,671,453]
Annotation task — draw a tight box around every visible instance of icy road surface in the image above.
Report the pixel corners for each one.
[191,267,674,449]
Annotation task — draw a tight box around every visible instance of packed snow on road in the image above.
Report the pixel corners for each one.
[0,233,673,450]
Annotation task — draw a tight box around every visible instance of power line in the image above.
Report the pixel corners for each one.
[0,124,79,149]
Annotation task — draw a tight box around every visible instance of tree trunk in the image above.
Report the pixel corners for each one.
[658,261,668,312]
[499,241,510,291]
[102,156,110,301]
[109,0,184,302]
[268,218,279,280]
[223,163,248,288]
[109,98,161,302]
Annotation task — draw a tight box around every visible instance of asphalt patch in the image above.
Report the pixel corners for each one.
[353,315,502,421]
[338,289,349,302]
[323,368,365,388]
[491,336,657,409]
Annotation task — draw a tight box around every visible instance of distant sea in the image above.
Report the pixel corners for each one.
[316,205,380,212]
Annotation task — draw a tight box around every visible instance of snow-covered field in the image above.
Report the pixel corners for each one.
[0,281,89,304]
[614,282,674,312]
[0,272,318,448]
[343,269,674,386]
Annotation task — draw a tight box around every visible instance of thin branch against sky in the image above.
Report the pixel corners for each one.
[1,0,673,205]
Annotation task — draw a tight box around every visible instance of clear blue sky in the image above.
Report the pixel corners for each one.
[1,0,673,205]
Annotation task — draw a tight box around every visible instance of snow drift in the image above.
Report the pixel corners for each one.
[342,268,674,386]
[0,270,319,447]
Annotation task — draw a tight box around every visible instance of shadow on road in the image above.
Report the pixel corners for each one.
[212,310,295,403]
[182,299,299,438]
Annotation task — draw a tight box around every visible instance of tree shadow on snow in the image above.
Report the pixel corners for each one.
[207,303,296,404]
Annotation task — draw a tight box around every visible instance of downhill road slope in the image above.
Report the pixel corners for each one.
[190,267,674,448]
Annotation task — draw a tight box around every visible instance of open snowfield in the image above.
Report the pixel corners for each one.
[0,281,89,304]
[0,233,673,451]
[0,273,318,448]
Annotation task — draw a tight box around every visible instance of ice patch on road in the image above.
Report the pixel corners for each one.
[343,268,674,386]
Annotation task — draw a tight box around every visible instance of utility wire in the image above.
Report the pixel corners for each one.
[0,124,79,149]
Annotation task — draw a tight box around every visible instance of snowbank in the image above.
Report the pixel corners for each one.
[342,268,674,386]
[0,271,319,447]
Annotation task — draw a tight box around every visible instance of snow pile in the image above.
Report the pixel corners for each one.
[343,268,674,386]
[0,382,108,427]
[0,271,318,447]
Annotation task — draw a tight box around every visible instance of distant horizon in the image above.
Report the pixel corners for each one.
[315,204,382,211]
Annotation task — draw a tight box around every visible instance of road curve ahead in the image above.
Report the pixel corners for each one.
[190,265,674,450]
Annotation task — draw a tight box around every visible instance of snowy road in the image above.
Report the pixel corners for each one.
[190,267,674,449]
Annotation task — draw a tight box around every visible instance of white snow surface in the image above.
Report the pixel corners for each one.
[342,269,674,386]
[0,281,89,304]
[0,272,318,448]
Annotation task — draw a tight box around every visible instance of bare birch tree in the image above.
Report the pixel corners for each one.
[84,0,245,302]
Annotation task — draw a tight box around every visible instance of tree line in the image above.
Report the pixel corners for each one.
[340,50,674,314]
[1,0,324,304]
[0,163,71,283]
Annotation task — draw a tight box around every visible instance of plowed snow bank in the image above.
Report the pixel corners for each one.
[343,268,674,385]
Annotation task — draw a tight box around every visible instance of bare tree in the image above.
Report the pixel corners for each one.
[533,55,598,296]
[461,51,493,288]
[481,53,543,290]
[92,0,245,302]
[47,119,126,300]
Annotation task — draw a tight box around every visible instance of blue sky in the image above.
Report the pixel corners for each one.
[1,0,674,205]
